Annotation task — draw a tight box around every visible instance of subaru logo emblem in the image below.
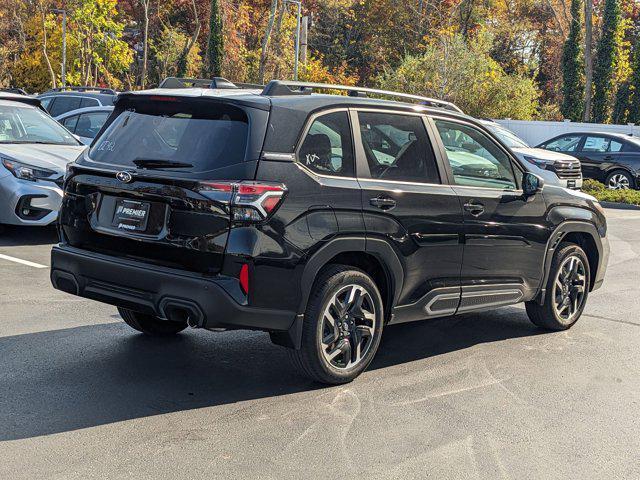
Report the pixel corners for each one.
[116,171,133,183]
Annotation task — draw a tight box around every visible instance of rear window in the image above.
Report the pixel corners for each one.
[89,101,249,172]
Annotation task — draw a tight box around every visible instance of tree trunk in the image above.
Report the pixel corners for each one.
[39,6,57,89]
[176,0,201,76]
[140,0,150,88]
[583,0,593,122]
[259,0,278,84]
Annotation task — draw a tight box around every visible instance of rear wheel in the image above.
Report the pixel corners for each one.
[605,169,634,190]
[525,243,590,331]
[118,307,188,336]
[288,265,384,384]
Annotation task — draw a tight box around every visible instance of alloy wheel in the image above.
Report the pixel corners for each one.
[552,255,587,323]
[320,284,376,369]
[607,173,630,190]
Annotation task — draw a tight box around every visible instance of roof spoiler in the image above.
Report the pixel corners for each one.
[0,93,43,110]
[261,80,464,113]
[159,77,264,90]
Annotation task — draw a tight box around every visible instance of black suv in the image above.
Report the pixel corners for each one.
[50,80,609,384]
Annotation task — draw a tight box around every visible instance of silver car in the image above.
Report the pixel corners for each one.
[480,120,583,189]
[0,93,86,226]
[56,106,113,145]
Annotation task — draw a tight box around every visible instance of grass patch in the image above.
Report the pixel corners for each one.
[582,178,640,205]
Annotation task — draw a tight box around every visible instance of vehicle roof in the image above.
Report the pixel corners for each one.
[547,131,638,140]
[121,87,474,118]
[37,90,115,102]
[55,105,114,120]
[0,93,41,108]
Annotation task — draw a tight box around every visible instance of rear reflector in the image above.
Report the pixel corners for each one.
[239,264,249,295]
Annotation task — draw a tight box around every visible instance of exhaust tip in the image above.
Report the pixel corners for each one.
[160,298,204,328]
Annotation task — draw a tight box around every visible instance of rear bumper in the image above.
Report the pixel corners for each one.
[50,245,296,332]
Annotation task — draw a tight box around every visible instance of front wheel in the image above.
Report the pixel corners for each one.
[525,243,590,331]
[288,265,384,384]
[118,307,188,336]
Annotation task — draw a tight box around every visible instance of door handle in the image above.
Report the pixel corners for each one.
[369,196,397,210]
[463,201,485,216]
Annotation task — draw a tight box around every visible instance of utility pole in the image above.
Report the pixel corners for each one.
[300,15,308,65]
[52,8,67,87]
[284,0,302,80]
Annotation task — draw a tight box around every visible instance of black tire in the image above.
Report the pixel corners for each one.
[288,265,384,385]
[605,169,634,190]
[525,242,590,331]
[118,307,188,336]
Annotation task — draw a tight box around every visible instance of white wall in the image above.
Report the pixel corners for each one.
[494,119,640,147]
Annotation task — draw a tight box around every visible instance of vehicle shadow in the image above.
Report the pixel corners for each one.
[0,307,543,441]
[0,225,58,247]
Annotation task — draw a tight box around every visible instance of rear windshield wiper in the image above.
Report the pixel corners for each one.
[132,158,194,169]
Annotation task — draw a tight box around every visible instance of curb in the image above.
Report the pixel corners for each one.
[600,201,640,211]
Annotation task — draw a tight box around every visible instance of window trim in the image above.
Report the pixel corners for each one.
[429,115,524,192]
[580,134,623,154]
[351,107,447,186]
[294,107,358,180]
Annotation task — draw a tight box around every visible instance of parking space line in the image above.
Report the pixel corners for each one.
[0,253,48,269]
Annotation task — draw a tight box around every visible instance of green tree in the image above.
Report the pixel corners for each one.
[561,0,584,121]
[592,0,621,122]
[377,33,539,119]
[205,0,223,77]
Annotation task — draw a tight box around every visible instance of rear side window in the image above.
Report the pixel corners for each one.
[75,111,109,138]
[90,101,248,172]
[542,135,582,152]
[80,97,99,108]
[61,114,79,132]
[49,96,82,116]
[40,97,54,112]
[298,111,354,177]
[358,112,440,183]
[583,136,622,153]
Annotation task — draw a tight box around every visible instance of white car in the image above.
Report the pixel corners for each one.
[480,120,583,189]
[56,106,113,145]
[0,93,86,226]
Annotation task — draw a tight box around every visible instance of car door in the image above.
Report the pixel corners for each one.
[576,135,623,182]
[432,117,549,310]
[354,109,464,323]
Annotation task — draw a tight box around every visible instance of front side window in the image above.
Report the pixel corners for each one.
[435,119,517,189]
[542,135,582,152]
[298,111,354,177]
[358,112,440,183]
[582,136,622,153]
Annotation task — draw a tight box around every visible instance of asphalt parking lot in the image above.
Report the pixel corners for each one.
[1,208,639,480]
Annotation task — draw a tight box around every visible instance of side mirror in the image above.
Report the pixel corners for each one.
[523,172,544,196]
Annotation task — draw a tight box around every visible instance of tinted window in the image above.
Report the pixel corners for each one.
[435,119,517,189]
[75,111,109,138]
[61,115,79,132]
[39,97,54,112]
[49,96,82,116]
[89,102,248,172]
[358,112,439,183]
[80,97,99,108]
[542,135,582,152]
[298,111,354,177]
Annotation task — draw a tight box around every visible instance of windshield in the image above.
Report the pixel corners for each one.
[488,124,529,148]
[89,101,249,172]
[0,103,80,145]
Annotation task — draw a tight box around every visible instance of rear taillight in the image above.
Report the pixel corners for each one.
[199,180,287,222]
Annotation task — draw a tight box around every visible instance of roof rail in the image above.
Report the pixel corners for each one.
[159,76,264,90]
[1,87,28,96]
[261,80,464,113]
[44,86,117,95]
